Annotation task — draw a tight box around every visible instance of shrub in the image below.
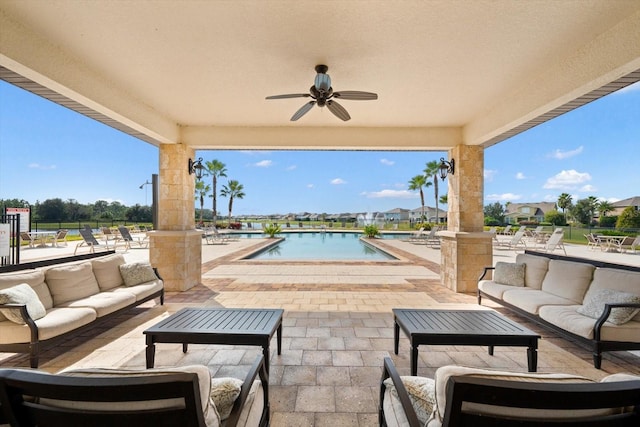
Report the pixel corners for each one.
[599,216,617,228]
[616,207,640,229]
[263,223,282,238]
[363,224,380,238]
[484,217,501,226]
[544,210,566,226]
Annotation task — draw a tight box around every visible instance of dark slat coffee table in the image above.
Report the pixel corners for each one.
[393,308,540,375]
[144,308,283,372]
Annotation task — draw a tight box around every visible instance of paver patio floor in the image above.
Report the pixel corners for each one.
[2,235,639,426]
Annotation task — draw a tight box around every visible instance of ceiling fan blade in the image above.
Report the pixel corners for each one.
[266,93,310,100]
[326,100,351,121]
[333,91,378,100]
[291,101,316,121]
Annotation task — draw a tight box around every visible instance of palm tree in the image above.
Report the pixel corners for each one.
[424,160,441,223]
[439,194,448,205]
[557,193,572,223]
[587,196,599,224]
[195,179,211,225]
[598,200,614,217]
[220,180,245,224]
[205,160,227,225]
[408,175,428,221]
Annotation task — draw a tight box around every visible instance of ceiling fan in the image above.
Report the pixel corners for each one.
[265,64,378,121]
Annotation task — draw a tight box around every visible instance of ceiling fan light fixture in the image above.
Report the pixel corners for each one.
[314,73,331,92]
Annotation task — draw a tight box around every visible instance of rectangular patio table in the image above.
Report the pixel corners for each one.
[393,308,540,375]
[144,308,283,372]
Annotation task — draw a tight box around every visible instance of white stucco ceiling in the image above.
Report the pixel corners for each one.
[1,0,639,150]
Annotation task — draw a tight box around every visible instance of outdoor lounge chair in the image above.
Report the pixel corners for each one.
[539,227,566,255]
[494,228,526,251]
[498,225,512,235]
[0,354,270,427]
[118,226,149,249]
[379,357,640,427]
[584,233,603,250]
[204,226,228,245]
[19,232,36,249]
[74,228,107,255]
[48,229,68,247]
[622,235,640,253]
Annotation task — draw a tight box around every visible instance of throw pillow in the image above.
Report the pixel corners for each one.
[0,283,47,324]
[493,262,526,287]
[211,377,243,420]
[577,289,640,325]
[383,376,436,425]
[119,262,158,287]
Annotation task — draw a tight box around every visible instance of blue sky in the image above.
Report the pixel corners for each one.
[1,79,638,216]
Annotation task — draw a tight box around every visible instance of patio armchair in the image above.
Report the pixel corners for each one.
[379,356,640,426]
[0,354,269,427]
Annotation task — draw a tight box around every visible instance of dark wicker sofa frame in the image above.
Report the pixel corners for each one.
[0,354,269,427]
[0,252,164,368]
[477,250,640,369]
[380,356,640,427]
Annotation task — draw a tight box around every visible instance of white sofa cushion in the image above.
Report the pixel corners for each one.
[515,253,549,289]
[583,268,640,321]
[502,289,575,315]
[478,281,534,300]
[57,365,220,427]
[0,270,53,318]
[45,262,101,306]
[539,304,640,341]
[58,291,136,317]
[430,365,601,426]
[541,260,594,303]
[110,280,163,301]
[577,289,640,325]
[0,307,97,344]
[91,254,126,291]
[0,283,46,324]
[493,262,525,287]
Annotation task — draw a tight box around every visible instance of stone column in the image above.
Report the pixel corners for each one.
[148,144,202,292]
[439,145,493,293]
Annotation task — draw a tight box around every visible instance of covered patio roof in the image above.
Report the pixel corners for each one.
[1,0,639,152]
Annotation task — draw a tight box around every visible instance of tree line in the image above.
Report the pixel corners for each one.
[1,198,152,222]
[484,193,640,229]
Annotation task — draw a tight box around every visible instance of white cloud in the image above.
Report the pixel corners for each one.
[515,172,526,180]
[380,158,395,166]
[361,189,418,199]
[306,184,314,188]
[543,169,591,190]
[486,193,522,202]
[484,169,497,182]
[286,165,297,171]
[542,194,557,202]
[254,160,273,167]
[28,163,56,170]
[548,146,583,159]
[580,184,597,192]
[331,178,346,185]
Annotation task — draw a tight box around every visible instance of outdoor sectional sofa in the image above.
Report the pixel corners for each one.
[0,253,164,368]
[477,251,640,369]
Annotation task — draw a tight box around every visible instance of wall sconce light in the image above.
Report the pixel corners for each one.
[188,157,205,180]
[439,158,455,181]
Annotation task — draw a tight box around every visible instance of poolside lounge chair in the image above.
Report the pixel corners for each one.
[495,229,526,251]
[74,228,107,255]
[539,227,566,255]
[616,235,640,254]
[48,229,69,247]
[405,227,424,242]
[118,226,149,249]
[204,226,228,245]
[19,232,36,248]
[584,233,603,250]
[499,225,512,235]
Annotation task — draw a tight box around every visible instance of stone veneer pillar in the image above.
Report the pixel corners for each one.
[439,145,493,293]
[148,144,202,292]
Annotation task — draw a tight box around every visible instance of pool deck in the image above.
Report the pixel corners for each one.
[3,235,640,426]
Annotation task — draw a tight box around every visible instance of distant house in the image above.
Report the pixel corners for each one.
[611,196,640,215]
[409,206,447,223]
[504,202,556,224]
[384,208,410,222]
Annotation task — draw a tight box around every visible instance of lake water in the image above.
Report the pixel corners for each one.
[245,232,398,260]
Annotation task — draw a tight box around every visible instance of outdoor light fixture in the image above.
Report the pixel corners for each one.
[188,157,205,179]
[439,158,455,181]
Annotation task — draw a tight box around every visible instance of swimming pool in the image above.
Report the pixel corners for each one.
[244,232,398,260]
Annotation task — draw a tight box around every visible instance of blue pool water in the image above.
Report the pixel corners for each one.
[245,232,398,260]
